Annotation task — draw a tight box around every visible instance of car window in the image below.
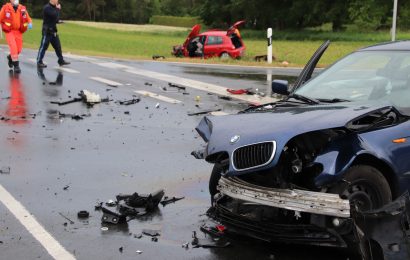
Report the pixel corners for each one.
[295,51,410,115]
[207,36,223,45]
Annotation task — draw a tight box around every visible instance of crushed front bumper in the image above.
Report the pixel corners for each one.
[218,177,351,218]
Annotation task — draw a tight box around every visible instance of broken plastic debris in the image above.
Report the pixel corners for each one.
[142,229,161,237]
[191,231,230,248]
[191,150,205,160]
[77,211,90,219]
[118,98,140,106]
[101,227,109,231]
[227,89,249,95]
[160,196,185,207]
[0,167,11,174]
[81,90,101,104]
[106,200,116,207]
[188,109,222,116]
[155,103,160,109]
[168,83,186,91]
[136,250,143,254]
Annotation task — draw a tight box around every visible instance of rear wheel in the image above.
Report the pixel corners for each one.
[220,52,230,59]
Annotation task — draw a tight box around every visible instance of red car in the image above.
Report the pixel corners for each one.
[172,21,246,59]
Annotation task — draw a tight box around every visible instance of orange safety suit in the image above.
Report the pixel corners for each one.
[0,3,32,61]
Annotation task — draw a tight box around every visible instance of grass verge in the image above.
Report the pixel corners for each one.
[0,19,392,67]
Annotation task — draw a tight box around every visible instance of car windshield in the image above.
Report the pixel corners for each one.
[295,50,410,115]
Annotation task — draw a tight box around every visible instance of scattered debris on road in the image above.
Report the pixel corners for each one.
[168,83,186,91]
[59,212,75,225]
[0,167,11,174]
[77,211,90,219]
[188,109,222,116]
[142,229,161,237]
[191,231,230,248]
[160,196,185,207]
[117,98,140,106]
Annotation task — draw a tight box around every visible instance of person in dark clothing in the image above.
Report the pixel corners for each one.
[36,0,69,68]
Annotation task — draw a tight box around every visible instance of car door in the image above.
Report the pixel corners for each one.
[204,36,223,58]
[291,40,330,92]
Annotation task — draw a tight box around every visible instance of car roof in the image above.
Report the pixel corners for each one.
[199,31,227,37]
[359,40,410,51]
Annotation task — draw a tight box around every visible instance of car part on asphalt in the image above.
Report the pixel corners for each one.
[142,229,161,237]
[188,109,222,116]
[77,211,90,219]
[191,231,231,248]
[117,98,140,106]
[168,83,186,91]
[353,193,410,260]
[0,166,10,174]
[160,196,185,207]
[101,190,165,224]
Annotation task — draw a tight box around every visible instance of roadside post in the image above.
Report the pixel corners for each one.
[392,0,398,41]
[267,28,273,64]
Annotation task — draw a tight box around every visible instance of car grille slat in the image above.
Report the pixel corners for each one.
[232,142,275,171]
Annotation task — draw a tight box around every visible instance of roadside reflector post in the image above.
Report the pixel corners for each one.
[267,28,273,64]
[392,0,398,41]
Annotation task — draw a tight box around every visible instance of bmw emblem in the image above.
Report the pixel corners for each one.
[230,135,240,144]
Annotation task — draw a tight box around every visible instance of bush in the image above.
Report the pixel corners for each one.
[150,15,202,28]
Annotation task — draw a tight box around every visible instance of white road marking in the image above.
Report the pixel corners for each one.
[90,76,123,86]
[135,90,182,104]
[63,53,96,61]
[125,68,277,104]
[55,67,80,74]
[94,62,133,70]
[0,184,76,260]
[210,111,229,116]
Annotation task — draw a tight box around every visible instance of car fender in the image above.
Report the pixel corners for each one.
[313,133,397,188]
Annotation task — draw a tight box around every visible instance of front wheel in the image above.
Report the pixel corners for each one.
[331,165,392,212]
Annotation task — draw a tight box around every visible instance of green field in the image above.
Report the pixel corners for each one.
[1,19,407,67]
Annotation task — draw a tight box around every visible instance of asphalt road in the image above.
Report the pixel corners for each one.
[0,47,349,260]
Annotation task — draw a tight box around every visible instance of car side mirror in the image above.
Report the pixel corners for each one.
[272,80,290,95]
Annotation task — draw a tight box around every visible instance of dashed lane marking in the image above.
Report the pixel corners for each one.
[93,62,133,70]
[90,76,123,86]
[0,184,76,260]
[135,90,182,104]
[55,67,80,74]
[125,68,277,104]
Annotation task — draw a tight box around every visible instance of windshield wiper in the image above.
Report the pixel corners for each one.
[317,98,351,103]
[287,93,320,105]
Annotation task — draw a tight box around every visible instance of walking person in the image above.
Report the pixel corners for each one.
[0,0,33,73]
[37,0,70,68]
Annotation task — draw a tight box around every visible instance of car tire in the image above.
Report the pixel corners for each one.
[209,163,224,201]
[331,165,392,211]
[220,52,230,59]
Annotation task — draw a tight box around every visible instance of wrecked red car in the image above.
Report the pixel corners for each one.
[172,21,246,59]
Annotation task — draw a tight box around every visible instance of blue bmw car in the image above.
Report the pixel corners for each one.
[195,41,410,252]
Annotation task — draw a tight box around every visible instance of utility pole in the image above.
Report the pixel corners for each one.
[392,0,398,41]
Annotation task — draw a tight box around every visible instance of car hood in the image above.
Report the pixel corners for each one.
[196,101,394,175]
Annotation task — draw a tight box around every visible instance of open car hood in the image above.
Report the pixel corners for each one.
[183,24,201,47]
[196,101,394,174]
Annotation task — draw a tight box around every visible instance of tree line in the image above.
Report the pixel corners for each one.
[20,0,410,31]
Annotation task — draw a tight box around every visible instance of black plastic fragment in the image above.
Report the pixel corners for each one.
[77,211,90,219]
[142,229,161,237]
[160,196,185,207]
[168,83,186,91]
[188,109,222,116]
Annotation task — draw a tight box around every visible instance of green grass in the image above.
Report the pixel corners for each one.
[0,19,401,67]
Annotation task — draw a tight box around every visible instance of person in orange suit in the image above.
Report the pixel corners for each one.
[0,0,32,73]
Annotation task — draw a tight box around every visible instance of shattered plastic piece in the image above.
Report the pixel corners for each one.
[118,98,140,106]
[155,103,160,109]
[191,233,230,248]
[101,207,126,224]
[77,211,90,219]
[353,192,410,260]
[218,96,232,101]
[119,247,123,253]
[191,150,205,160]
[63,185,70,190]
[142,229,161,237]
[101,227,109,231]
[145,82,153,86]
[134,233,143,239]
[81,90,101,104]
[106,200,116,207]
[136,250,143,254]
[0,167,11,174]
[168,83,186,91]
[50,97,82,106]
[117,190,164,210]
[151,237,158,242]
[160,196,185,207]
[188,109,222,116]
[182,243,189,249]
[227,89,249,95]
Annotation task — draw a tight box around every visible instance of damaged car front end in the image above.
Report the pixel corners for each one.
[194,41,410,255]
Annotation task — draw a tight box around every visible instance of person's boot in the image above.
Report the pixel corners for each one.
[58,60,70,66]
[37,62,47,68]
[7,55,12,69]
[13,61,21,74]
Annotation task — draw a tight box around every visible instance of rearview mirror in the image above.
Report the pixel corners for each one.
[272,80,290,95]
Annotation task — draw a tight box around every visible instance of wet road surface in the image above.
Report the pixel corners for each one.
[0,46,350,259]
